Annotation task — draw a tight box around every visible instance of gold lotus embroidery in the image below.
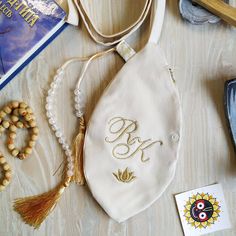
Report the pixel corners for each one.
[105,117,163,162]
[113,168,136,183]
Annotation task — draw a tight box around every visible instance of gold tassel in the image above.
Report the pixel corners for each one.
[13,178,71,229]
[72,116,86,185]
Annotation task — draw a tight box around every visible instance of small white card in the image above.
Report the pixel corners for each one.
[175,184,231,236]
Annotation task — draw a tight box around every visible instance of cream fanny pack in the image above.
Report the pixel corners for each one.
[83,44,182,222]
[73,0,182,222]
[13,0,182,228]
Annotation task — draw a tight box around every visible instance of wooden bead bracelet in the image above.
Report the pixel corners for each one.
[0,101,38,191]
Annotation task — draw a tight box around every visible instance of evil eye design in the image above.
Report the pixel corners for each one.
[184,193,221,229]
[198,212,208,221]
[196,200,205,210]
[190,199,214,222]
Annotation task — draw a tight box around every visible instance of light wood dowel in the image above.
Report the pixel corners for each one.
[193,0,236,26]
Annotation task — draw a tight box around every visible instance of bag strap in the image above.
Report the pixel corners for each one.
[148,0,166,44]
[73,0,165,46]
[77,0,151,39]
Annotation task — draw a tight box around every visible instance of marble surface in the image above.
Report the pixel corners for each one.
[0,0,236,235]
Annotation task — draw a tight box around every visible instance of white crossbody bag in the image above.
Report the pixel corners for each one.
[73,0,182,222]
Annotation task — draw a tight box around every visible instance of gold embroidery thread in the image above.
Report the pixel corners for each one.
[105,117,163,163]
[113,168,136,183]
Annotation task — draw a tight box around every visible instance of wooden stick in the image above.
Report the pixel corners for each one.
[193,0,236,26]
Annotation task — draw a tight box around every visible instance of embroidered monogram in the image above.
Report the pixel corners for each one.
[105,117,163,162]
[113,168,136,183]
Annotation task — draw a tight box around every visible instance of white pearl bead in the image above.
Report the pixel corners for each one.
[67,170,73,177]
[45,103,52,111]
[46,111,52,118]
[74,89,80,95]
[55,76,62,83]
[80,106,85,113]
[58,137,65,144]
[68,162,74,169]
[48,89,54,96]
[46,96,52,103]
[75,111,82,117]
[51,124,58,131]
[63,144,69,150]
[49,118,56,125]
[65,149,72,156]
[75,104,80,110]
[67,156,73,163]
[75,96,80,103]
[55,131,62,138]
[69,167,74,172]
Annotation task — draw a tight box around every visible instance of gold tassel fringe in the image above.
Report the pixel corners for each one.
[72,116,86,185]
[13,179,70,229]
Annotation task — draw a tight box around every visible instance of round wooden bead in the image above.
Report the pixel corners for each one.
[29,120,36,127]
[11,101,19,108]
[9,125,17,132]
[12,149,19,157]
[31,134,38,141]
[26,107,33,114]
[8,144,15,150]
[0,125,4,132]
[2,179,9,186]
[0,157,6,164]
[25,147,32,155]
[16,121,24,128]
[0,111,6,118]
[5,171,12,179]
[19,102,27,109]
[3,163,10,171]
[32,127,39,135]
[2,120,10,129]
[9,132,16,139]
[18,153,26,160]
[25,114,32,121]
[23,122,30,128]
[13,109,19,116]
[19,108,27,116]
[28,140,36,148]
[11,115,19,122]
[3,106,12,114]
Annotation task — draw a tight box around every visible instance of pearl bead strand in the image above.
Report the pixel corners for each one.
[46,68,74,178]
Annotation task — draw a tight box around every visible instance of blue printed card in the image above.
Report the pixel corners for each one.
[0,0,66,89]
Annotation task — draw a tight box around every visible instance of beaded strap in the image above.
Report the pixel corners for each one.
[45,57,88,179]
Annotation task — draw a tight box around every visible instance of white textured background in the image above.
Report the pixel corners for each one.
[0,0,236,235]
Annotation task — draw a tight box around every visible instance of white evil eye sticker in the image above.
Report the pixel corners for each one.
[197,202,205,210]
[199,212,208,221]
